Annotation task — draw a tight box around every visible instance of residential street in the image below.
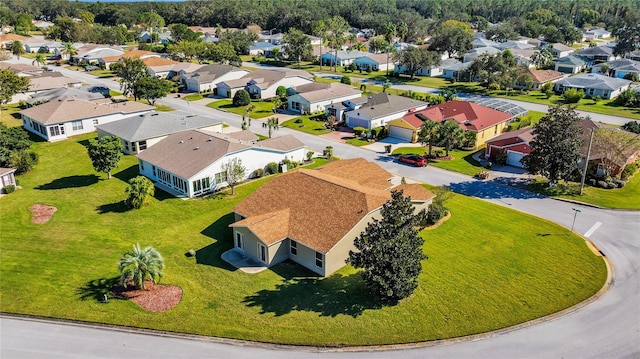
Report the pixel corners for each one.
[2,57,640,358]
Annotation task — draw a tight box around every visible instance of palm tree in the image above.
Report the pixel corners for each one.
[384,22,397,76]
[418,120,440,156]
[531,49,552,69]
[125,176,155,209]
[62,42,76,62]
[245,104,255,127]
[32,53,46,68]
[439,121,464,157]
[272,97,282,113]
[117,244,164,290]
[263,117,279,138]
[10,41,25,59]
[326,16,349,72]
[312,20,327,71]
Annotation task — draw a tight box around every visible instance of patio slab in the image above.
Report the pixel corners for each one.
[221,248,268,274]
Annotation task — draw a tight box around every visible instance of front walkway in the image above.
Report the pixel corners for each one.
[221,248,268,274]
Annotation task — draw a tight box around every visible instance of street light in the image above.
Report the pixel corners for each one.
[571,208,581,232]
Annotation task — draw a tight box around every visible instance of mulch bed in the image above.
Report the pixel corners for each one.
[28,204,57,224]
[112,281,183,312]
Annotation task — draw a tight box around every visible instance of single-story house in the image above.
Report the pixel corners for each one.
[19,97,154,142]
[626,50,640,62]
[139,31,172,44]
[405,100,516,148]
[217,68,313,99]
[576,46,618,63]
[22,36,63,54]
[306,35,322,46]
[96,111,223,154]
[583,27,611,40]
[0,33,27,50]
[136,129,306,198]
[510,49,537,68]
[554,73,632,99]
[141,57,182,78]
[496,41,535,51]
[442,59,471,80]
[463,46,501,63]
[345,93,428,130]
[472,37,500,49]
[325,97,369,123]
[548,43,574,58]
[387,114,424,143]
[0,167,17,191]
[180,64,249,93]
[484,128,534,168]
[99,49,162,69]
[287,82,362,115]
[229,158,435,276]
[395,61,443,77]
[71,44,124,65]
[8,71,82,104]
[354,53,394,72]
[26,87,104,106]
[249,41,283,57]
[515,68,564,90]
[577,119,640,177]
[592,59,640,79]
[554,55,593,74]
[320,50,369,67]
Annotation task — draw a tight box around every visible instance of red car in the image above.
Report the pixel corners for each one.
[398,154,428,167]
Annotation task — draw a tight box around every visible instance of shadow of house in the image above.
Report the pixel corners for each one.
[36,174,100,190]
[113,164,139,183]
[76,276,122,302]
[448,180,544,200]
[242,273,382,318]
[196,213,236,271]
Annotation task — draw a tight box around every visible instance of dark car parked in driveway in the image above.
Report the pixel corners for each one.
[398,154,428,167]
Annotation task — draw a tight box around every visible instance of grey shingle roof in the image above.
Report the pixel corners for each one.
[19,97,153,125]
[96,111,222,142]
[555,73,631,91]
[593,59,640,73]
[577,46,613,57]
[354,93,426,119]
[27,87,104,105]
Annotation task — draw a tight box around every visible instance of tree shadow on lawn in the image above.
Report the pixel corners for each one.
[76,276,123,303]
[196,213,236,271]
[36,174,100,190]
[448,180,544,200]
[113,164,139,183]
[96,200,130,214]
[243,272,383,318]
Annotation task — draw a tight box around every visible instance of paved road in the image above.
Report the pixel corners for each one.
[2,57,640,358]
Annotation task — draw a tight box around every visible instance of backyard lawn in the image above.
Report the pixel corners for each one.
[392,146,485,177]
[0,103,23,127]
[207,99,275,119]
[0,133,607,346]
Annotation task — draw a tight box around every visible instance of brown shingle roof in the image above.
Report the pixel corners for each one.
[232,159,434,252]
[19,97,153,125]
[297,82,362,103]
[254,135,305,151]
[523,68,564,84]
[142,57,179,67]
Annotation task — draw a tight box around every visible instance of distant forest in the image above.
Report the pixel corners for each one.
[2,0,639,37]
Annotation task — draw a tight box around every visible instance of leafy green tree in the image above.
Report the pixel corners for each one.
[218,29,258,55]
[233,89,250,106]
[0,123,37,173]
[485,22,520,42]
[10,40,24,59]
[340,75,351,85]
[425,187,452,225]
[125,176,155,209]
[326,16,350,72]
[115,58,150,101]
[276,85,287,99]
[76,9,95,24]
[139,12,165,32]
[118,244,164,290]
[394,47,441,79]
[562,88,585,103]
[418,120,439,156]
[541,81,554,99]
[522,105,585,184]
[0,69,30,109]
[592,127,640,177]
[284,28,312,66]
[134,77,172,105]
[49,16,79,43]
[614,88,640,108]
[169,23,199,43]
[622,121,640,134]
[439,121,464,157]
[347,190,426,302]
[430,20,473,58]
[14,13,31,33]
[263,117,279,138]
[623,72,639,82]
[221,157,246,195]
[613,24,640,57]
[9,149,38,174]
[87,136,122,179]
[531,49,553,69]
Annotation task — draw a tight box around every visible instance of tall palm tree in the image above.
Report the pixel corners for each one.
[118,244,164,290]
[32,53,46,68]
[245,104,255,127]
[263,117,279,138]
[327,16,349,72]
[439,121,464,157]
[312,20,327,71]
[10,41,25,59]
[418,120,440,156]
[62,42,76,62]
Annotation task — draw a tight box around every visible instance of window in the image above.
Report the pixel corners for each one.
[259,244,267,262]
[290,240,297,256]
[49,125,64,137]
[139,160,144,171]
[315,252,323,268]
[236,232,243,249]
[139,140,147,150]
[214,171,227,184]
[494,125,498,135]
[72,120,83,131]
[152,166,156,177]
[124,141,129,151]
[93,119,99,125]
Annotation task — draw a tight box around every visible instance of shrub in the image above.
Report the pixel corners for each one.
[294,118,303,124]
[622,121,640,134]
[541,82,554,99]
[623,72,640,82]
[621,163,638,179]
[282,158,299,170]
[323,146,334,158]
[592,96,602,104]
[476,171,489,180]
[251,168,265,178]
[276,86,287,99]
[495,149,508,165]
[597,180,608,189]
[340,75,351,85]
[606,181,616,189]
[485,161,493,169]
[2,184,15,194]
[562,88,585,103]
[264,162,279,175]
[353,126,365,136]
[306,151,314,161]
[232,89,251,107]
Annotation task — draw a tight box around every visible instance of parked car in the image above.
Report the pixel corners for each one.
[398,154,427,167]
[84,65,100,71]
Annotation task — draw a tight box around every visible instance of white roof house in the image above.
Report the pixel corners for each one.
[554,73,632,99]
[287,82,362,115]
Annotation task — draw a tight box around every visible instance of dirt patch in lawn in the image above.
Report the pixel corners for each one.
[113,282,182,312]
[28,204,57,224]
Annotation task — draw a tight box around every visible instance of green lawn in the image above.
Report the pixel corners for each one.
[345,138,370,146]
[392,147,485,176]
[87,69,116,78]
[0,103,24,127]
[207,99,275,119]
[528,172,640,209]
[0,134,606,346]
[182,94,204,101]
[281,115,331,135]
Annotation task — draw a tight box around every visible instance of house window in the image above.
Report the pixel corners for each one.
[215,171,227,184]
[152,166,156,177]
[49,125,64,137]
[603,90,609,98]
[290,240,297,256]
[236,232,244,249]
[139,140,147,150]
[93,119,99,125]
[494,125,498,135]
[124,141,129,151]
[72,120,83,131]
[259,244,267,262]
[139,160,144,171]
[315,252,323,268]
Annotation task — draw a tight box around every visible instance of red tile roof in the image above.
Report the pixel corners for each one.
[407,100,514,132]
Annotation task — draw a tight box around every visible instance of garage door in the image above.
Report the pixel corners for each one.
[389,126,414,142]
[347,117,371,129]
[506,150,525,168]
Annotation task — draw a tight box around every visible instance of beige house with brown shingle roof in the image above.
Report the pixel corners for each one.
[216,68,313,99]
[230,158,435,276]
[99,49,162,69]
[286,82,362,114]
[19,97,154,142]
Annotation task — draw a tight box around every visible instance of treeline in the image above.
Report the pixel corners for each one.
[1,0,639,39]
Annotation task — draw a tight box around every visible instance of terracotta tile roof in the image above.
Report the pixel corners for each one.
[409,100,514,132]
[19,97,154,125]
[232,158,434,252]
[396,114,424,129]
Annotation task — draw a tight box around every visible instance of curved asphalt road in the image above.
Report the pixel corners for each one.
[2,58,639,358]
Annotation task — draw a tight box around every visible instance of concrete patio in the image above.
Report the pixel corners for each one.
[221,248,268,274]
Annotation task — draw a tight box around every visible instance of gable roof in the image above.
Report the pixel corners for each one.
[296,82,361,103]
[555,55,589,66]
[522,68,564,83]
[577,46,614,57]
[593,58,640,72]
[27,87,104,105]
[551,43,574,52]
[19,97,154,125]
[486,127,534,146]
[555,73,631,91]
[0,33,27,43]
[96,111,222,142]
[392,115,423,130]
[408,100,514,132]
[27,72,81,92]
[323,50,369,60]
[358,53,388,64]
[141,57,179,68]
[353,93,426,120]
[187,64,246,83]
[223,68,312,89]
[0,62,41,74]
[231,158,434,252]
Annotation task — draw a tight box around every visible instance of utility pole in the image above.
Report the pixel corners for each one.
[579,127,594,195]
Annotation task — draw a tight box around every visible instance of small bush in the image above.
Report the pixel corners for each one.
[621,163,638,179]
[2,185,15,194]
[323,146,334,158]
[476,171,489,179]
[294,118,303,124]
[562,88,585,103]
[615,180,626,188]
[264,162,279,175]
[588,178,596,186]
[495,149,508,165]
[597,180,608,189]
[282,158,299,170]
[353,127,365,136]
[340,75,351,85]
[306,151,314,161]
[485,161,493,169]
[606,181,616,189]
[425,202,448,225]
[251,168,265,178]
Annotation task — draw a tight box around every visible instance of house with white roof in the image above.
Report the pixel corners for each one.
[344,93,428,129]
[353,53,394,72]
[463,46,501,63]
[136,129,306,198]
[217,68,313,99]
[180,64,249,93]
[576,46,618,63]
[547,43,574,58]
[583,27,611,41]
[249,41,283,57]
[496,41,535,51]
[320,50,369,67]
[554,73,632,99]
[592,59,640,79]
[442,59,472,80]
[71,44,124,65]
[286,82,362,115]
[19,97,154,142]
[96,111,223,154]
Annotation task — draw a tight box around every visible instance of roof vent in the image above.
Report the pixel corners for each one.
[194,146,199,150]
[207,137,212,141]
[179,140,184,144]
[151,113,158,116]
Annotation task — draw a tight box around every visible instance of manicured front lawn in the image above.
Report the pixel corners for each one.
[207,99,275,119]
[182,94,204,101]
[280,115,330,135]
[392,146,485,176]
[0,134,606,346]
[87,69,116,78]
